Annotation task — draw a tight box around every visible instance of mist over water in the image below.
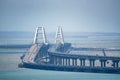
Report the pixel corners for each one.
[0,31,120,48]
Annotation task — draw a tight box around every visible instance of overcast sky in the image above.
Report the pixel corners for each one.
[0,0,120,32]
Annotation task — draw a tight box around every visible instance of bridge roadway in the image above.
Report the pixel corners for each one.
[72,47,120,51]
[22,43,120,69]
[23,43,43,63]
[49,51,120,60]
[48,44,120,68]
[48,45,120,61]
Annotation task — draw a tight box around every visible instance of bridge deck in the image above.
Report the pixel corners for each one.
[69,51,120,57]
[48,44,120,61]
[23,44,43,63]
[49,50,120,61]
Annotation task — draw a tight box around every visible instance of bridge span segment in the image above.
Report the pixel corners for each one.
[21,26,120,73]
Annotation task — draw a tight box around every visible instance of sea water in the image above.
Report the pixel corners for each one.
[0,32,120,80]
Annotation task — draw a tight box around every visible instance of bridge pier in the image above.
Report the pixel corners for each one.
[75,59,77,66]
[60,57,62,65]
[65,58,67,66]
[52,56,55,64]
[79,59,85,66]
[62,58,65,66]
[58,57,62,65]
[49,55,52,64]
[112,60,119,68]
[100,60,106,67]
[68,58,70,66]
[83,59,85,66]
[89,59,95,67]
[54,57,57,65]
[61,58,63,65]
[72,58,75,66]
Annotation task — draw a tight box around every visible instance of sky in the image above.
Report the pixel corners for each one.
[0,0,120,32]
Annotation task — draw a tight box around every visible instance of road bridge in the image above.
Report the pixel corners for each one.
[21,26,120,73]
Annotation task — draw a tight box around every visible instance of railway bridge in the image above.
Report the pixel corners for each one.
[21,26,120,73]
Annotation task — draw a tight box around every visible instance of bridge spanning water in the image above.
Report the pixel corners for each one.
[20,26,120,73]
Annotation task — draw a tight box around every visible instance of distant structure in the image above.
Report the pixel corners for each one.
[55,27,64,44]
[103,49,106,56]
[20,26,120,74]
[33,26,48,45]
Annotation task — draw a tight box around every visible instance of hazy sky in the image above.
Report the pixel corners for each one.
[0,0,120,32]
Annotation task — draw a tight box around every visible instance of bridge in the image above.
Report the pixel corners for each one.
[23,44,42,63]
[22,27,49,63]
[21,26,120,73]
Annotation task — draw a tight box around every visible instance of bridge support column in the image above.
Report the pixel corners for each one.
[52,56,55,64]
[49,55,54,64]
[80,59,82,66]
[83,59,85,66]
[65,58,67,66]
[54,57,57,65]
[72,58,75,66]
[62,58,65,66]
[112,60,119,68]
[79,59,85,66]
[100,60,106,67]
[75,59,77,66]
[89,59,95,67]
[68,58,70,66]
[58,57,62,65]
